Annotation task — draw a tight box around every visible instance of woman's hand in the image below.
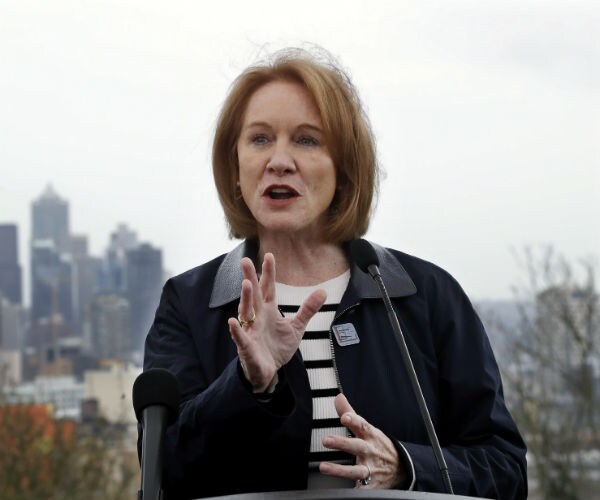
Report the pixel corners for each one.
[228,253,327,392]
[319,394,408,489]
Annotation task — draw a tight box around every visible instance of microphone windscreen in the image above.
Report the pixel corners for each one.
[133,368,180,423]
[349,239,380,273]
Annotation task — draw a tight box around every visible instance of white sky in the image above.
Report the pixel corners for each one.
[1,0,598,301]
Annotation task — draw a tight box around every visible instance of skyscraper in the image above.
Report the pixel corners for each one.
[89,293,131,360]
[31,184,70,253]
[30,186,73,326]
[125,243,163,355]
[70,234,101,331]
[0,224,22,305]
[0,294,25,350]
[101,224,138,292]
[30,242,73,325]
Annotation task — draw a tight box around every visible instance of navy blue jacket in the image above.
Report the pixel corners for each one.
[142,240,527,499]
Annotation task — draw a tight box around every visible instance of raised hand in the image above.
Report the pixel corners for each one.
[228,253,327,392]
[319,393,407,489]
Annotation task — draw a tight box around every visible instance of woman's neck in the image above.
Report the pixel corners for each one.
[257,234,349,286]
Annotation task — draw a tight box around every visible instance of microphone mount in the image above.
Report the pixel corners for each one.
[349,239,454,495]
[133,368,180,500]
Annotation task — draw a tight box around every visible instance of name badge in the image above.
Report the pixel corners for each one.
[332,323,360,347]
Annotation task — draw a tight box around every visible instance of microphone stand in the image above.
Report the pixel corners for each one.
[138,405,169,500]
[133,368,179,500]
[367,263,454,495]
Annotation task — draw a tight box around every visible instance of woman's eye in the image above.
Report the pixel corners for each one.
[297,136,318,146]
[251,134,269,145]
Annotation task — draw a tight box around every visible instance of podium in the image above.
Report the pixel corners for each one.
[201,489,487,500]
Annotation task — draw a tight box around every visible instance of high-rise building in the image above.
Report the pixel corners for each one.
[90,293,131,360]
[0,294,26,351]
[0,224,22,304]
[125,243,163,354]
[70,235,100,331]
[30,241,73,325]
[31,184,70,253]
[100,224,138,292]
[30,185,73,327]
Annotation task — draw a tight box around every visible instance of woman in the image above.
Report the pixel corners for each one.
[142,49,527,499]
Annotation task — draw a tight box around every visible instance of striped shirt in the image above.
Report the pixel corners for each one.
[276,270,354,488]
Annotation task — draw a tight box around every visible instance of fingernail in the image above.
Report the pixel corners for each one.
[343,414,352,425]
[322,437,332,447]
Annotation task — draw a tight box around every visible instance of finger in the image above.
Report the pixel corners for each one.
[290,288,327,331]
[241,258,261,310]
[334,393,355,417]
[241,257,259,286]
[322,434,369,457]
[259,253,276,302]
[319,461,370,483]
[335,394,373,439]
[228,317,249,350]
[339,411,374,440]
[237,279,254,326]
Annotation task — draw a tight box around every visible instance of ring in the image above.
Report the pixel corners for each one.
[238,311,256,328]
[358,464,371,486]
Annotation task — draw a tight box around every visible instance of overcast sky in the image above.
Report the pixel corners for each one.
[1,0,598,302]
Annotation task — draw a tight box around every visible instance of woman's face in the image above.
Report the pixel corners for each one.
[236,80,336,241]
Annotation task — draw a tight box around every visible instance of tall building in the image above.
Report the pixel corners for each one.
[90,293,131,360]
[70,235,100,331]
[125,243,163,354]
[0,224,22,304]
[30,241,72,325]
[30,185,73,326]
[100,224,138,292]
[0,294,26,350]
[29,186,75,379]
[31,184,70,253]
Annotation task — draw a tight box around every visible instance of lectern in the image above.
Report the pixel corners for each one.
[199,489,488,500]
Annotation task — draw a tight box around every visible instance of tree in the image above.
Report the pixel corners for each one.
[0,397,139,500]
[488,247,599,499]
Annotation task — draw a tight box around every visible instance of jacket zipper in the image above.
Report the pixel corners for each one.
[328,302,360,445]
[328,302,360,395]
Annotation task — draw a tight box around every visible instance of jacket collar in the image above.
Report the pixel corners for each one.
[209,239,416,308]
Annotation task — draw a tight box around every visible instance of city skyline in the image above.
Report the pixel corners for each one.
[1,1,598,302]
[3,173,598,306]
[0,184,165,382]
[3,184,168,310]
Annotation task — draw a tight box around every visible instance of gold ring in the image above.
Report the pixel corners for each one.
[238,311,256,328]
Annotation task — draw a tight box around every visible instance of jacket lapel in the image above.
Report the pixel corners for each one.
[209,239,417,310]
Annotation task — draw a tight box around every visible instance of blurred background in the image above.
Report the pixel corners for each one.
[0,1,598,498]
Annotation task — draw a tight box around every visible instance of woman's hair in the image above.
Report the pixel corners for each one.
[212,48,380,242]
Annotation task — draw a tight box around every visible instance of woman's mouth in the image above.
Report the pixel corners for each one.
[264,186,299,200]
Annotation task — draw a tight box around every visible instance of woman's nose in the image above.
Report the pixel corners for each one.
[266,143,296,175]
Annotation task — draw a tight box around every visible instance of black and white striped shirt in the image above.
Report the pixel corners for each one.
[276,270,354,488]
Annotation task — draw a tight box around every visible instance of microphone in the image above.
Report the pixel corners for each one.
[349,239,454,495]
[133,368,180,500]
